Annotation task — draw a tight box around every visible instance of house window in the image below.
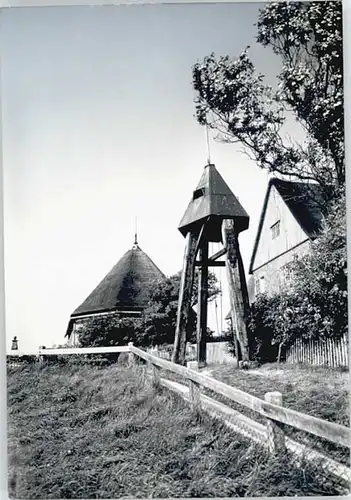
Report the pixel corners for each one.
[271,220,280,239]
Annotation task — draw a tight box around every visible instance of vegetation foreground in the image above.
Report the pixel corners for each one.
[209,362,350,466]
[7,359,347,498]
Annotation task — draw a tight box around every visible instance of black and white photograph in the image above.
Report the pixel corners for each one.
[3,0,349,497]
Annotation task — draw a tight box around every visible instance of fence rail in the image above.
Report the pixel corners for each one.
[161,377,350,484]
[7,343,350,483]
[285,334,348,368]
[130,345,350,448]
[8,346,130,357]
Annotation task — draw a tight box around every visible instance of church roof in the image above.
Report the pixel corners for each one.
[178,164,249,239]
[249,178,324,274]
[71,242,165,318]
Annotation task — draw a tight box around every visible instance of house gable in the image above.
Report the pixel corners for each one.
[250,184,310,272]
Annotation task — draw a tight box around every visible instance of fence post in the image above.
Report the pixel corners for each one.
[187,360,199,371]
[264,391,286,454]
[38,345,47,364]
[128,342,136,367]
[188,379,201,411]
[150,362,161,389]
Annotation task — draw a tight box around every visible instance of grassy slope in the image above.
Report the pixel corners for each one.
[208,362,350,464]
[7,359,347,499]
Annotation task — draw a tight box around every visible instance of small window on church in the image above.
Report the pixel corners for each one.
[271,220,280,239]
[193,188,205,200]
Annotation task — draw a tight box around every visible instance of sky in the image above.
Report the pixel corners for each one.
[1,3,307,352]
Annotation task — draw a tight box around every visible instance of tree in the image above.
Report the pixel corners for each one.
[270,296,294,363]
[288,193,347,341]
[247,293,290,363]
[169,269,221,307]
[192,1,344,203]
[140,269,220,347]
[256,2,344,186]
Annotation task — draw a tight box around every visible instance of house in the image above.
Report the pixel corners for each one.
[248,178,323,301]
[65,236,165,344]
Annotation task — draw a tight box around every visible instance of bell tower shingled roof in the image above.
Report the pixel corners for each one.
[178,163,249,240]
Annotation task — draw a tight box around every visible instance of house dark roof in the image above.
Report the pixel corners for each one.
[178,163,249,240]
[71,243,165,318]
[249,178,324,274]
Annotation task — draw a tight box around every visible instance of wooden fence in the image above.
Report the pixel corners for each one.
[285,334,349,368]
[8,344,350,487]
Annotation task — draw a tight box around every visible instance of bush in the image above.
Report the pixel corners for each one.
[78,314,141,348]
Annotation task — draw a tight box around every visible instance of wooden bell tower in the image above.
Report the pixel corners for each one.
[172,164,251,367]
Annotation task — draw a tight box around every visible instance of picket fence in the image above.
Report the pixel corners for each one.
[285,333,349,368]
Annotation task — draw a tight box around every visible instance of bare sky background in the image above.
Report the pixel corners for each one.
[1,3,307,352]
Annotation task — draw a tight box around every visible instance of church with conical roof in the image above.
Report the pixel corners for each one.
[65,235,165,343]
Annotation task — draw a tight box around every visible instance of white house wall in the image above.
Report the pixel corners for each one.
[252,239,311,296]
[252,185,309,271]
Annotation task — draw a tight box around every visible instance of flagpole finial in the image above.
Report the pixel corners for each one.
[134,216,138,245]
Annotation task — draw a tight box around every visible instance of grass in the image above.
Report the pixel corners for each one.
[207,362,348,422]
[7,358,348,498]
[206,362,350,465]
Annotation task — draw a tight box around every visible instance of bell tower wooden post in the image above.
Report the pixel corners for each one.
[222,219,250,362]
[197,240,209,368]
[172,232,198,365]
